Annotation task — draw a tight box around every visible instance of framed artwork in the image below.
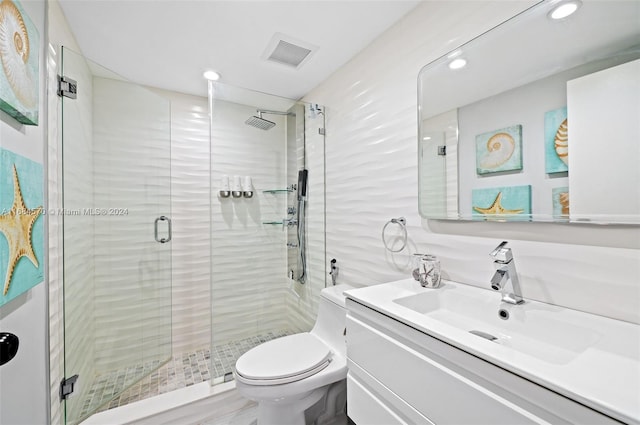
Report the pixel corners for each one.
[552,186,570,218]
[0,0,39,125]
[0,147,43,307]
[545,107,568,173]
[472,185,531,219]
[475,125,523,175]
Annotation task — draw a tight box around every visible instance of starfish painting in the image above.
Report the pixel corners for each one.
[473,192,524,215]
[0,164,43,295]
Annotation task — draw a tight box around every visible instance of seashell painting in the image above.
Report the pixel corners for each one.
[0,0,38,125]
[471,185,531,221]
[545,107,568,173]
[475,125,523,175]
[0,147,44,307]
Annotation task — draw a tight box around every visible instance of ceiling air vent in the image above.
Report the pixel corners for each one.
[263,33,317,69]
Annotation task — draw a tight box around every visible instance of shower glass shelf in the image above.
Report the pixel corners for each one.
[262,221,284,225]
[263,189,293,194]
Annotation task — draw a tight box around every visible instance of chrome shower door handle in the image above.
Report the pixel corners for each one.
[154,216,172,243]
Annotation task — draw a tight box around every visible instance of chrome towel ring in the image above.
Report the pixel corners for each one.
[382,217,407,252]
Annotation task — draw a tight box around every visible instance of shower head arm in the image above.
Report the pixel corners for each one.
[256,109,294,116]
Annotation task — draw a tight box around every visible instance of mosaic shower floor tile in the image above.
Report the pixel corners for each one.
[78,329,291,419]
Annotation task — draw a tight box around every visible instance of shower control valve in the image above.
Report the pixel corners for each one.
[283,218,298,228]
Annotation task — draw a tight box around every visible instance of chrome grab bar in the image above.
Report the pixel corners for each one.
[154,216,172,243]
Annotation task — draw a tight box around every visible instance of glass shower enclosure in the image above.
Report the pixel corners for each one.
[59,47,172,424]
[58,51,326,421]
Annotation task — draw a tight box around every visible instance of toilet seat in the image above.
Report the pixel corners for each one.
[235,333,332,386]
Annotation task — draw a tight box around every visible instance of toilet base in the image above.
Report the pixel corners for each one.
[252,380,347,425]
[256,387,325,425]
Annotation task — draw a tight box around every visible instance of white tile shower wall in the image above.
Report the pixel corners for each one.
[304,1,640,323]
[211,99,290,345]
[92,77,172,372]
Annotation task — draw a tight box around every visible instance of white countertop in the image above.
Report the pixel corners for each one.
[345,279,640,424]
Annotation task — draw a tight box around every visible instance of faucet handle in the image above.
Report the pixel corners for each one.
[490,241,513,262]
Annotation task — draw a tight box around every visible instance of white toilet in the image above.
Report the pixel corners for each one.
[234,284,354,425]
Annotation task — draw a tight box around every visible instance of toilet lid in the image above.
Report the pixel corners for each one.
[235,333,332,382]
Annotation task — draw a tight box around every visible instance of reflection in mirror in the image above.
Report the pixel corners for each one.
[418,0,640,224]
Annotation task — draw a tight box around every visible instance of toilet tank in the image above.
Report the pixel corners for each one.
[311,284,354,355]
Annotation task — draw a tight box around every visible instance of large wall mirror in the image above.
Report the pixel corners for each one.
[418,0,639,224]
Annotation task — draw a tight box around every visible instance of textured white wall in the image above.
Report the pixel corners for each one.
[304,0,640,324]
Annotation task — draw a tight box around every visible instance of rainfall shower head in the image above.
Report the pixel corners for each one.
[245,109,294,130]
[245,112,276,130]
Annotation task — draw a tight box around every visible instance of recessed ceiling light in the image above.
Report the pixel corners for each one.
[448,58,467,70]
[549,0,582,20]
[203,70,221,81]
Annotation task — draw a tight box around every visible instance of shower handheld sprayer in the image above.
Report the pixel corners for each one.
[297,169,308,201]
[296,169,308,284]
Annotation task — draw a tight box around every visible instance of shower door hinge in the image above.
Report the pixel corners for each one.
[59,374,79,401]
[318,127,325,135]
[437,145,447,156]
[57,75,78,99]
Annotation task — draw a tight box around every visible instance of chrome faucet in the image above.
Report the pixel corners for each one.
[489,241,524,304]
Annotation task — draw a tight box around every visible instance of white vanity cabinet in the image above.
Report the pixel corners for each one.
[345,298,622,425]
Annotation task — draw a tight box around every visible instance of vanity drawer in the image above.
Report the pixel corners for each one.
[346,307,620,425]
[348,361,434,425]
[347,374,407,425]
[348,314,542,424]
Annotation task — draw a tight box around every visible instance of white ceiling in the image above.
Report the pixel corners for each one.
[58,0,421,100]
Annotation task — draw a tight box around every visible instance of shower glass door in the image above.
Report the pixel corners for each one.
[60,47,172,424]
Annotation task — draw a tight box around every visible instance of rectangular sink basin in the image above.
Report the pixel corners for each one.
[393,283,602,365]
